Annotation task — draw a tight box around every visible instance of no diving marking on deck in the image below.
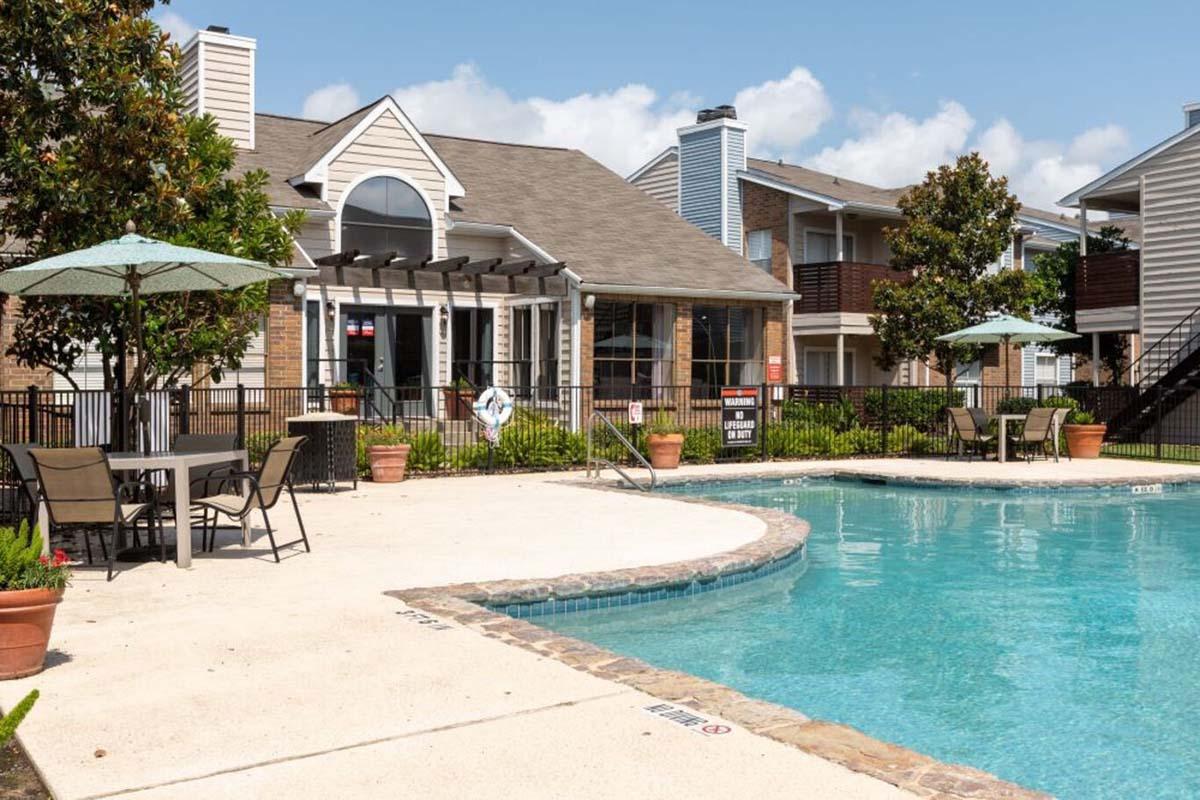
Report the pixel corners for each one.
[396,609,453,630]
[1132,484,1163,495]
[642,703,733,736]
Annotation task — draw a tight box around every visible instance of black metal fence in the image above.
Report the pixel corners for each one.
[0,382,1197,500]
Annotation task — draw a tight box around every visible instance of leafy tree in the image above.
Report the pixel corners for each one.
[0,2,303,389]
[1028,225,1133,383]
[871,153,1028,388]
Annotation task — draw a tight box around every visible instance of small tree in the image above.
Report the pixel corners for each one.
[871,153,1029,388]
[0,2,303,390]
[1029,225,1133,383]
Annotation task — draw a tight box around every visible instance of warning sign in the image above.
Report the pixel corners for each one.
[627,401,644,426]
[721,387,759,448]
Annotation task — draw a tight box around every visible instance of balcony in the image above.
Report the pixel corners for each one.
[1077,251,1139,310]
[793,261,911,315]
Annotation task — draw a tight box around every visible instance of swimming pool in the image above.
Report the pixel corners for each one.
[540,477,1200,800]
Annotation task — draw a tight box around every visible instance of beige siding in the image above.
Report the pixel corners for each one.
[202,43,253,149]
[1140,134,1200,373]
[180,45,200,116]
[326,110,448,258]
[630,153,679,211]
[296,219,335,260]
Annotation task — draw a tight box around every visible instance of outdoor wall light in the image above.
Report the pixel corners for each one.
[584,294,595,310]
[325,300,336,320]
[439,306,449,339]
[292,280,305,298]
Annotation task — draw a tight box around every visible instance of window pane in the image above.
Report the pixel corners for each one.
[594,301,633,359]
[341,177,432,256]
[692,305,728,362]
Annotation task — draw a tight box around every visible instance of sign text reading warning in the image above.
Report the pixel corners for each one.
[720,387,759,448]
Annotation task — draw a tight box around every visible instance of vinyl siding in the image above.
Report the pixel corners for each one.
[726,128,746,255]
[631,152,679,212]
[1139,133,1200,374]
[180,44,200,116]
[678,127,723,242]
[202,43,253,149]
[326,109,448,259]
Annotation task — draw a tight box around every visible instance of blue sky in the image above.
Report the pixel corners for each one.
[155,0,1200,211]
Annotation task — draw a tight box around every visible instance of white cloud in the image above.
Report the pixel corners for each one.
[388,64,830,176]
[154,10,196,43]
[302,83,362,122]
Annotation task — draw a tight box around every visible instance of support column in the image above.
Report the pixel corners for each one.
[835,211,845,261]
[1092,332,1101,387]
[1079,201,1089,256]
[836,333,845,387]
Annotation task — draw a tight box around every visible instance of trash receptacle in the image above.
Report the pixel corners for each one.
[286,413,357,491]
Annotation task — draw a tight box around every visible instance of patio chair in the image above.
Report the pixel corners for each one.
[28,447,163,581]
[947,407,994,462]
[967,407,991,434]
[193,436,310,562]
[157,433,241,518]
[1010,407,1058,463]
[0,443,40,534]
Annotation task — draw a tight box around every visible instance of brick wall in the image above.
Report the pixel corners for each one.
[741,182,792,287]
[266,281,303,387]
[0,297,53,391]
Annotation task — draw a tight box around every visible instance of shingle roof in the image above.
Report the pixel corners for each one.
[426,134,790,295]
[236,114,330,211]
[745,158,909,207]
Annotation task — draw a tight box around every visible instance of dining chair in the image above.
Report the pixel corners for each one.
[0,443,40,535]
[28,447,164,581]
[1010,407,1058,463]
[193,437,309,562]
[947,407,994,462]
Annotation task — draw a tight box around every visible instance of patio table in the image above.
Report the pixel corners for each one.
[38,449,250,568]
[996,414,1061,463]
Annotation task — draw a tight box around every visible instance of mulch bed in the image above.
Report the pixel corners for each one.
[0,741,49,799]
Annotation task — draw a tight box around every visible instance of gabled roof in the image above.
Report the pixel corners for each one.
[744,158,910,210]
[427,134,792,297]
[1059,123,1200,208]
[625,146,677,182]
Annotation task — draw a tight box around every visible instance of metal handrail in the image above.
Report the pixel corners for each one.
[585,410,656,492]
[1126,304,1200,388]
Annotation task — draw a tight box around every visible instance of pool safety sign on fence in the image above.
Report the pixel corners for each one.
[720,387,759,448]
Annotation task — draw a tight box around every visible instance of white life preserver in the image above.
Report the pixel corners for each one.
[472,386,514,428]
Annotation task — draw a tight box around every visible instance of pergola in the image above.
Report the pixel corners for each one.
[312,250,568,296]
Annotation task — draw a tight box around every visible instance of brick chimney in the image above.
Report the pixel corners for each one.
[677,105,748,254]
[179,26,256,149]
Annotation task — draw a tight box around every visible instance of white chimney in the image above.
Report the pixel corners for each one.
[179,26,256,150]
[677,105,747,254]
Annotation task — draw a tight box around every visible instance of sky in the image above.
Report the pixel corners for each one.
[155,0,1200,213]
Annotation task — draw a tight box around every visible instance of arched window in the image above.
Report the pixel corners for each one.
[340,176,433,258]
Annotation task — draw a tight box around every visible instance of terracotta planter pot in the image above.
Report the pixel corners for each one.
[646,433,684,470]
[1064,423,1106,459]
[442,389,476,421]
[329,389,360,416]
[0,588,64,680]
[369,443,411,483]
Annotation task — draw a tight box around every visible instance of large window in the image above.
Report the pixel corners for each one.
[592,301,675,399]
[451,308,493,387]
[340,176,432,258]
[747,229,773,272]
[804,348,854,386]
[511,303,559,398]
[1035,353,1059,386]
[692,305,762,397]
[804,230,854,263]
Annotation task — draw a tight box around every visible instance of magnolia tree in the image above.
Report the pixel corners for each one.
[871,153,1031,389]
[0,1,303,390]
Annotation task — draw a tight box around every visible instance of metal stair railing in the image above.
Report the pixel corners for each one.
[585,410,657,492]
[1125,304,1200,389]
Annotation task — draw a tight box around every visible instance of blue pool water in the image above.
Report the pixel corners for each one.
[540,478,1200,799]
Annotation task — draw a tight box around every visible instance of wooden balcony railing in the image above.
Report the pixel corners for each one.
[793,261,911,314]
[1077,251,1139,310]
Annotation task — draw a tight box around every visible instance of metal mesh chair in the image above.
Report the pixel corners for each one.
[1011,407,1058,462]
[1,444,40,533]
[194,437,309,562]
[948,407,994,462]
[28,447,163,581]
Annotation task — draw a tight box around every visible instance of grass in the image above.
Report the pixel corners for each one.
[1102,442,1200,464]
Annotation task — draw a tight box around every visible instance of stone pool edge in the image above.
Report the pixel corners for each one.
[387,493,1048,800]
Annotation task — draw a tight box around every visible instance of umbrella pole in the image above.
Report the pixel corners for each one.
[128,269,146,453]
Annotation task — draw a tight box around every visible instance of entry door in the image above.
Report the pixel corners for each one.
[339,308,433,418]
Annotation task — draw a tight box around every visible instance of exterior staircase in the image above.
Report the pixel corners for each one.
[1107,305,1200,442]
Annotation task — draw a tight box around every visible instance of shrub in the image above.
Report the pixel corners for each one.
[836,427,881,455]
[245,431,283,466]
[886,424,930,454]
[780,397,859,432]
[864,387,965,432]
[1039,395,1079,411]
[406,431,446,472]
[0,523,70,591]
[1068,409,1096,425]
[996,396,1038,416]
[645,410,682,436]
[357,424,408,478]
[681,426,722,463]
[0,689,37,747]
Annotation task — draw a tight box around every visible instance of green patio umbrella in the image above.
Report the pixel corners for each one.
[0,224,288,445]
[936,314,1080,387]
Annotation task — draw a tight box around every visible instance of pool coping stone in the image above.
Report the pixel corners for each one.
[388,485,1051,800]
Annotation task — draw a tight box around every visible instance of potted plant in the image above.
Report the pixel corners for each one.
[364,425,411,482]
[645,410,684,470]
[0,523,70,680]
[1063,409,1106,459]
[442,377,476,421]
[328,382,360,416]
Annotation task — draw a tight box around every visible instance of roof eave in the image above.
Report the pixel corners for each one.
[1060,123,1200,208]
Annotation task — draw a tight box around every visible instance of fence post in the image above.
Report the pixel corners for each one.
[178,385,191,435]
[317,383,326,412]
[880,384,889,455]
[760,382,769,462]
[236,383,247,449]
[1154,384,1164,460]
[26,385,39,444]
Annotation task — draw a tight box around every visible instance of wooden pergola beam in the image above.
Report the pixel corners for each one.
[460,258,502,276]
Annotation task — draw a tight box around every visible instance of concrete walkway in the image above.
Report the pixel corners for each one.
[6,458,1198,799]
[1,470,914,800]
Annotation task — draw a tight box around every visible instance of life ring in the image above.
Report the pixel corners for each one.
[472,386,514,428]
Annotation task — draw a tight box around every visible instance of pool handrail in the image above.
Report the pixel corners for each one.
[586,410,657,492]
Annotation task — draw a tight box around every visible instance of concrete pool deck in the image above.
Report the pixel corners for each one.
[4,457,1199,799]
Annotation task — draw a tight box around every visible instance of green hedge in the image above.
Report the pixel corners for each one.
[864,387,965,432]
